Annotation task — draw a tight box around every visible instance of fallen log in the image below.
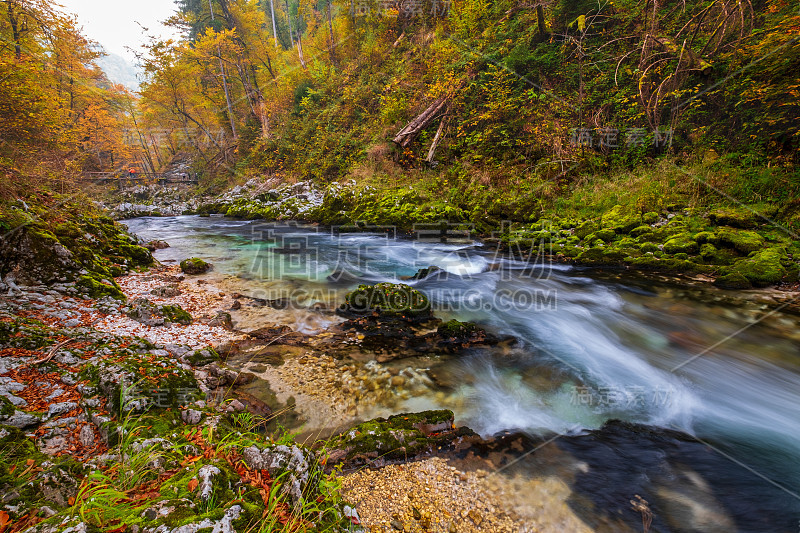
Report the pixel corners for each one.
[392,96,448,148]
[425,115,449,165]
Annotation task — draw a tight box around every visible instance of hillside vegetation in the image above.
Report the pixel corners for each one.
[133,0,798,212]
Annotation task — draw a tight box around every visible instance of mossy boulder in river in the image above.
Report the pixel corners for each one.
[337,282,432,321]
[437,320,487,346]
[323,410,475,469]
[720,248,794,288]
[180,257,212,275]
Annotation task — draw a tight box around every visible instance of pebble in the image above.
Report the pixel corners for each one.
[340,458,522,532]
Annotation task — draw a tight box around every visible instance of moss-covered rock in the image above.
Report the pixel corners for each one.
[77,273,125,300]
[337,282,431,320]
[1,202,152,288]
[601,205,642,233]
[642,212,660,224]
[594,228,617,242]
[715,228,765,254]
[663,233,699,254]
[725,248,789,287]
[161,304,193,325]
[576,246,627,264]
[324,410,474,468]
[714,271,752,289]
[118,244,153,267]
[708,208,759,228]
[639,242,659,254]
[699,243,736,265]
[437,320,486,343]
[180,257,212,275]
[693,231,716,244]
[574,220,599,239]
[126,298,192,326]
[630,225,655,238]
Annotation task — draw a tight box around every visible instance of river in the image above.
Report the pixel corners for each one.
[124,215,800,532]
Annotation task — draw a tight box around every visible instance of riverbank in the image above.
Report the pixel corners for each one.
[0,213,547,531]
[103,168,800,293]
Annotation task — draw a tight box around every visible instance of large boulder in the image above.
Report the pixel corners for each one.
[337,283,432,321]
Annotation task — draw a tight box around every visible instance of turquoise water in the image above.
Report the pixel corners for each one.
[125,216,800,530]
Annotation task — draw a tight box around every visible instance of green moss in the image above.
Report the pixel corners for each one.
[574,220,599,239]
[716,227,765,254]
[118,244,153,267]
[186,348,220,366]
[699,243,736,265]
[663,233,699,254]
[339,283,431,319]
[714,271,752,289]
[694,231,716,244]
[326,410,462,463]
[437,320,484,340]
[576,246,626,264]
[639,242,659,254]
[601,205,642,233]
[594,228,617,242]
[77,273,125,300]
[642,212,659,224]
[180,257,211,275]
[725,248,789,287]
[708,208,759,228]
[627,256,699,273]
[161,305,193,325]
[630,225,654,237]
[0,396,14,417]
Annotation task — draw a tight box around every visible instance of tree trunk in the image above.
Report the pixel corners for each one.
[208,0,238,139]
[297,34,307,69]
[7,0,21,60]
[536,5,547,36]
[269,0,278,48]
[327,0,336,64]
[393,97,448,148]
[285,0,294,45]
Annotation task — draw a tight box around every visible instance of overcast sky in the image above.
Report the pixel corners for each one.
[57,0,181,62]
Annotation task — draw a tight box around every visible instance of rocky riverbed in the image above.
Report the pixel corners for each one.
[0,259,551,532]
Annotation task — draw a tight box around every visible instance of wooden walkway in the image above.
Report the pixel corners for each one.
[83,172,199,186]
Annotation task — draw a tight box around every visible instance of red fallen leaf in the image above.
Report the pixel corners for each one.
[68,496,75,506]
[0,510,9,527]
[107,526,127,533]
[188,478,199,492]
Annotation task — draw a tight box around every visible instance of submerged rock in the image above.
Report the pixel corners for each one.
[145,239,170,251]
[338,314,508,362]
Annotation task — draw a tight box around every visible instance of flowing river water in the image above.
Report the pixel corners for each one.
[124,215,800,532]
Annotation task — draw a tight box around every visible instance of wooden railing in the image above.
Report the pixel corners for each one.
[82,172,199,185]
